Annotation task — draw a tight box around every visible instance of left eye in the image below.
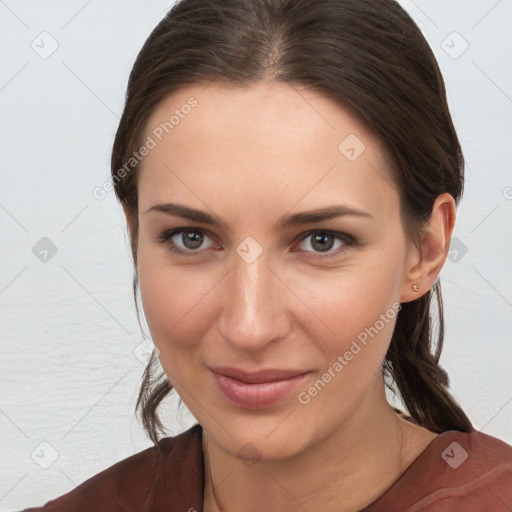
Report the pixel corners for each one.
[295,231,355,258]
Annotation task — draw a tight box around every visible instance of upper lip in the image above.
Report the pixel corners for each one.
[210,366,309,384]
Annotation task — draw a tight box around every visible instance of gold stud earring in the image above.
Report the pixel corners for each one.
[412,284,419,292]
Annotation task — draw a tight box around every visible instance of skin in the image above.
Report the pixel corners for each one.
[123,81,455,512]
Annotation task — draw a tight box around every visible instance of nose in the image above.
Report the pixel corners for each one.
[217,249,290,352]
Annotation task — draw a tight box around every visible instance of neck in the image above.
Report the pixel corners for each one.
[202,379,437,512]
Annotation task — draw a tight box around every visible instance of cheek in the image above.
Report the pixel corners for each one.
[296,246,404,369]
[304,249,401,322]
[137,249,217,351]
[296,277,401,416]
[301,282,397,363]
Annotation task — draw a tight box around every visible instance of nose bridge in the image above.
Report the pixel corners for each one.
[218,249,288,350]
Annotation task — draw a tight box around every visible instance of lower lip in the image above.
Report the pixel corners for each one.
[210,369,309,409]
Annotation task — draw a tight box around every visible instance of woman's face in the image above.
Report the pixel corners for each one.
[131,81,419,459]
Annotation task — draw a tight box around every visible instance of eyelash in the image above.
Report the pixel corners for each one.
[156,228,358,260]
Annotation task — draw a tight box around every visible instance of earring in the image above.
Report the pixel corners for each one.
[412,284,419,292]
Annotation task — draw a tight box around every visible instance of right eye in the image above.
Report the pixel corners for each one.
[157,228,218,256]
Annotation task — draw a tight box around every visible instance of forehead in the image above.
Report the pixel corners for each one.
[137,81,399,220]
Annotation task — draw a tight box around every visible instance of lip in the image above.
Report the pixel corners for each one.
[209,366,310,409]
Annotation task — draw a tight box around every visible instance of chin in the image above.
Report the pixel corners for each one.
[205,412,317,462]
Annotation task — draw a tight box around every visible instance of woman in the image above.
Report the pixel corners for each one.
[22,0,512,510]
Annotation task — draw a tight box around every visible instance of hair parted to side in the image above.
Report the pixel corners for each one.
[112,0,473,445]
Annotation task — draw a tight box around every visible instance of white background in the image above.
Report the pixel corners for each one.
[1,0,511,509]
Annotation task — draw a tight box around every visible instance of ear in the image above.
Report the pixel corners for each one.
[400,193,456,303]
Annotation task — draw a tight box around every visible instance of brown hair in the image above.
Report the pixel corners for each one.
[112,0,473,445]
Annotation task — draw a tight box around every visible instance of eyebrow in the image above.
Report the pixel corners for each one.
[143,202,374,231]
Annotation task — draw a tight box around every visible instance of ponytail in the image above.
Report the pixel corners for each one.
[385,281,473,433]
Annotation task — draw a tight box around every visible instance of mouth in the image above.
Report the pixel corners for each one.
[209,366,310,409]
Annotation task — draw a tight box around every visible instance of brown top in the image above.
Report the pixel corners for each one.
[21,423,512,512]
